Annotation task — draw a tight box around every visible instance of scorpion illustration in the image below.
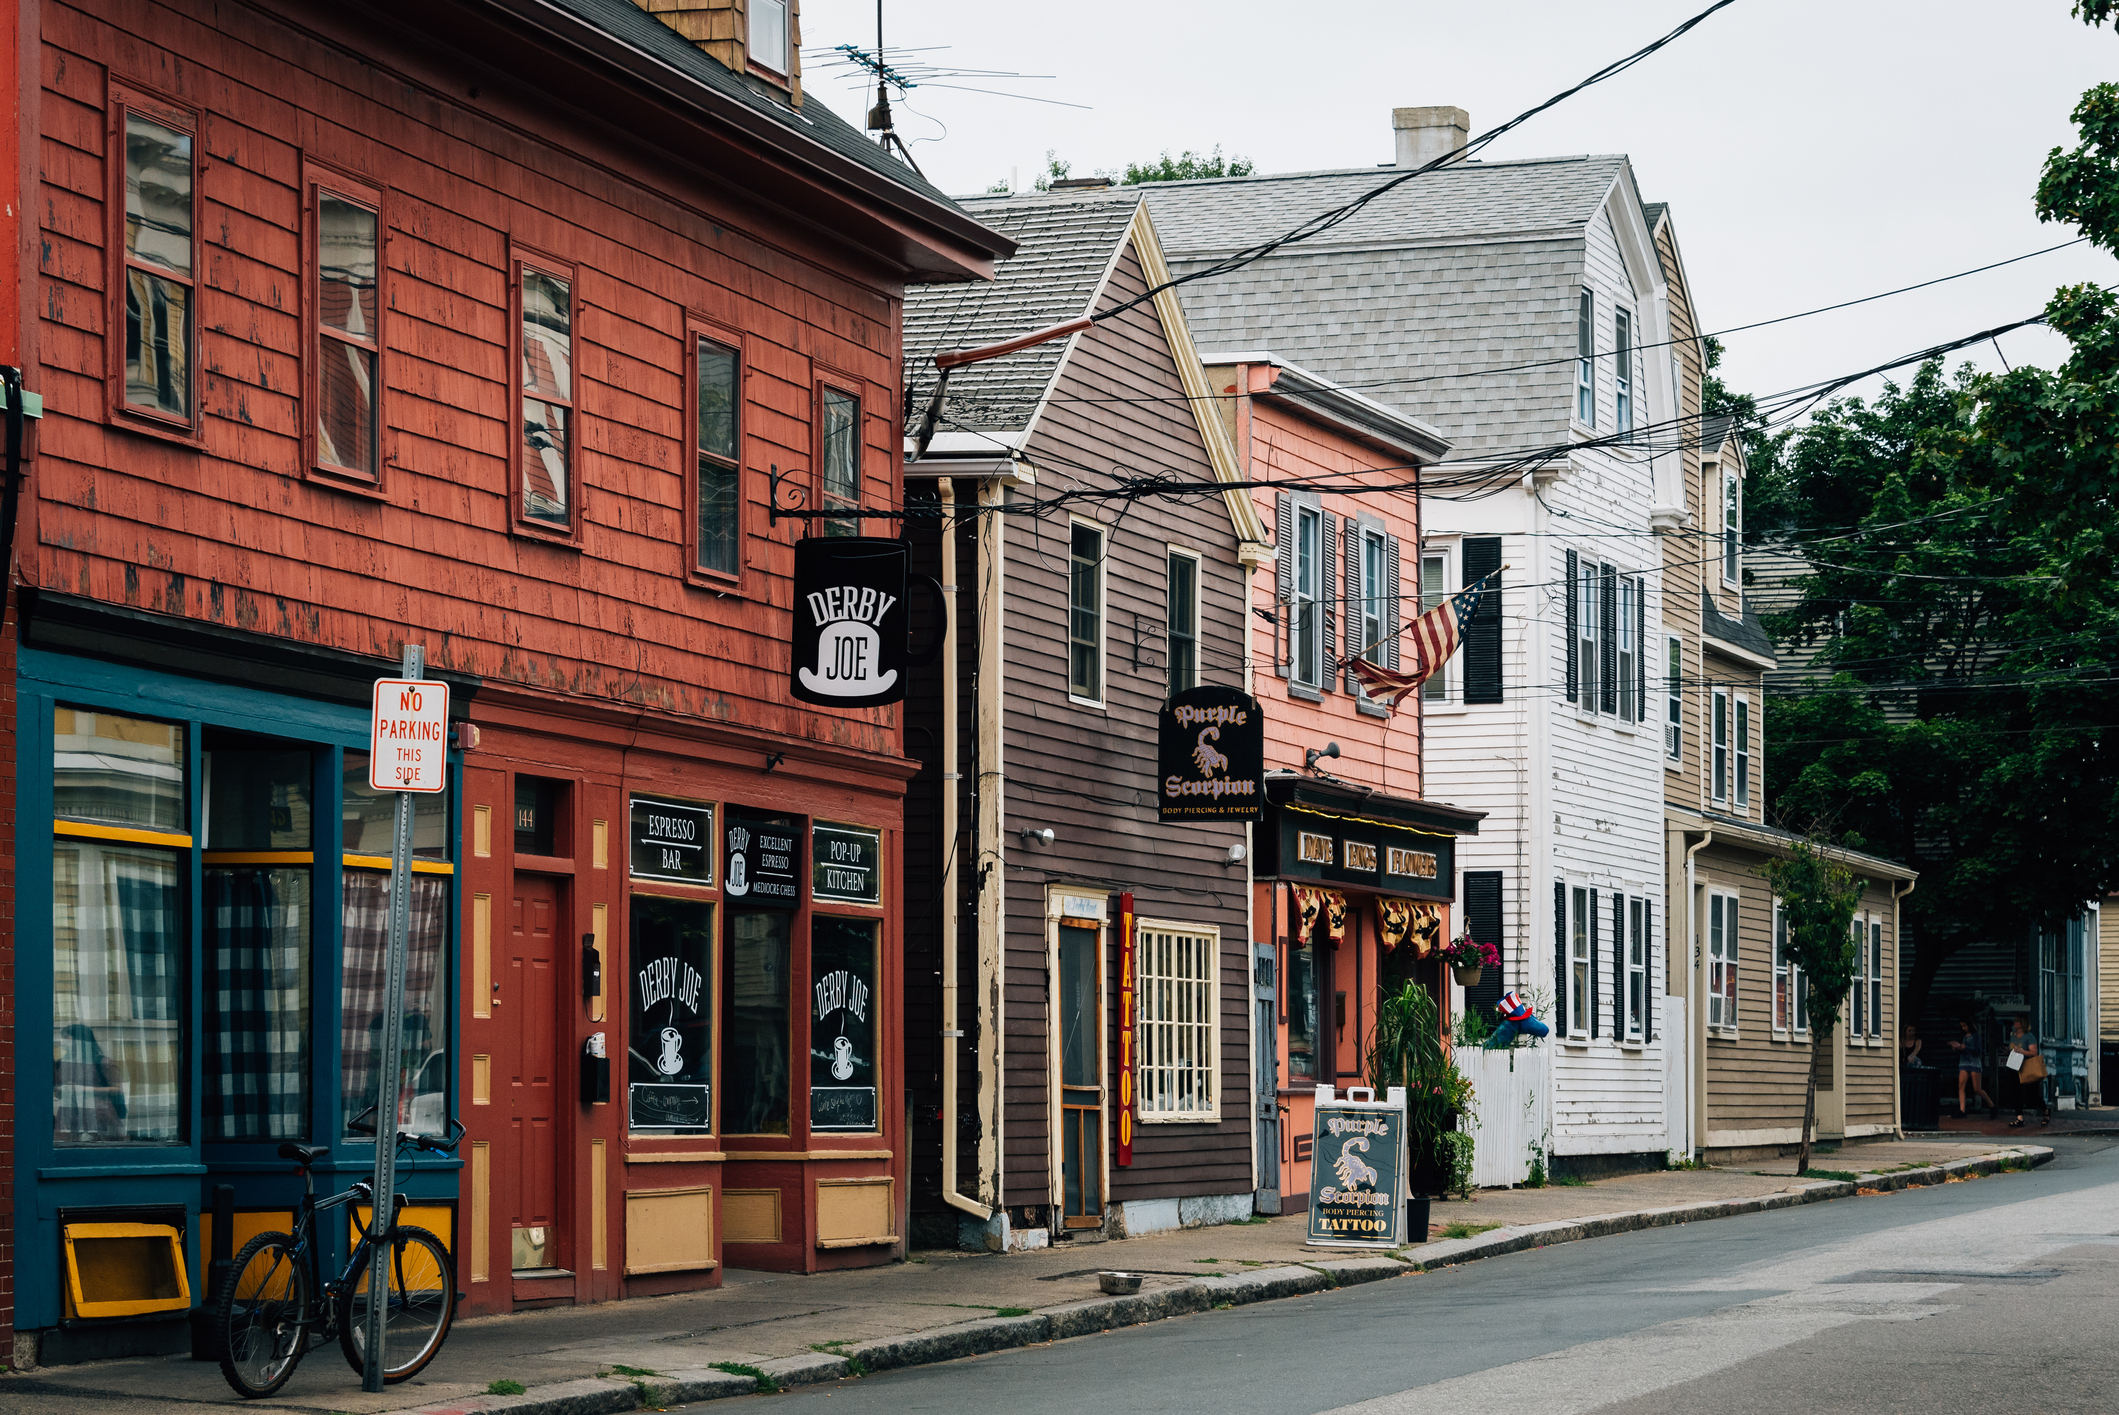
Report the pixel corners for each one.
[1332,1135,1380,1190]
[1193,725,1230,777]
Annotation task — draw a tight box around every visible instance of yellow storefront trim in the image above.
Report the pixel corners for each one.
[53,820,192,849]
[344,854,456,875]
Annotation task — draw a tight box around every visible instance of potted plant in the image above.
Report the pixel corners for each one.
[1440,931,1499,987]
[1368,982,1478,1232]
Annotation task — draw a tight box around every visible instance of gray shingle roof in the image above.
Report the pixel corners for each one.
[902,191,1143,431]
[1702,588,1776,663]
[1131,157,1629,451]
[1698,414,1736,457]
[1641,200,1668,230]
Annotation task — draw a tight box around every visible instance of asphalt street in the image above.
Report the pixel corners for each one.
[729,1137,2119,1415]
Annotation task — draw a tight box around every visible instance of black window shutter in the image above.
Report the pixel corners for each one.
[1564,549,1579,702]
[1613,892,1627,1035]
[1463,536,1503,705]
[1274,494,1293,678]
[1320,514,1337,692]
[1343,518,1362,692]
[1589,886,1600,1038]
[1645,901,1656,1042]
[1635,575,1647,721]
[1554,880,1566,1025]
[1464,871,1504,1019]
[1599,564,1619,714]
[1386,534,1402,672]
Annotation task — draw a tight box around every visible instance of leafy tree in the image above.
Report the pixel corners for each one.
[1758,839,1866,1177]
[1122,146,1256,185]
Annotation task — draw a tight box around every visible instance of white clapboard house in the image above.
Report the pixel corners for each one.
[1145,106,1685,1175]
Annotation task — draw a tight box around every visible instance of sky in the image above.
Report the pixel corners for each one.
[800,0,2119,416]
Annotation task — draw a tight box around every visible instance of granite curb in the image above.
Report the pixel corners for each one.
[371,1145,2061,1415]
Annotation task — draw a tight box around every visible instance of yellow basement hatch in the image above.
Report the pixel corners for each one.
[63,1222,191,1319]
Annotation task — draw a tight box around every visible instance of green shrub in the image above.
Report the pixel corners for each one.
[486,1379,527,1396]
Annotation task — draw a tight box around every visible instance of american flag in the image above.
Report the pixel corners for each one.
[1348,571,1499,711]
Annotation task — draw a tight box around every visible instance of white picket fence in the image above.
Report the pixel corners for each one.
[1460,1046,1550,1188]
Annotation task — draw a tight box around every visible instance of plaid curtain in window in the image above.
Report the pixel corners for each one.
[53,844,182,1143]
[340,871,449,1133]
[205,867,310,1139]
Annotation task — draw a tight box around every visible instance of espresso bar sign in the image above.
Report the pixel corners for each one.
[1157,686,1264,822]
[725,807,801,908]
[630,796,713,885]
[790,537,910,709]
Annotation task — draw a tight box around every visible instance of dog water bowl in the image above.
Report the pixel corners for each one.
[1098,1271,1142,1296]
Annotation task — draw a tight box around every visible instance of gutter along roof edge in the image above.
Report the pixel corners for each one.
[1667,806,1918,882]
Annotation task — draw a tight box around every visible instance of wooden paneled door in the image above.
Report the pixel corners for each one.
[1055,922,1104,1229]
[503,873,564,1273]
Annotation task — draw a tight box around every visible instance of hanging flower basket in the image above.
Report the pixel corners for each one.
[1451,964,1483,986]
[1440,933,1497,989]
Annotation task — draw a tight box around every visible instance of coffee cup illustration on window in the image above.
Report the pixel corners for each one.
[657,1027,685,1076]
[831,1035,854,1081]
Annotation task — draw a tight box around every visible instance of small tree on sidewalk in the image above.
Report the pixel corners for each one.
[1759,836,1866,1177]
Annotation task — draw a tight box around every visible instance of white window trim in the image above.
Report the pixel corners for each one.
[1868,918,1885,1042]
[1722,467,1742,587]
[1165,544,1200,696]
[1068,517,1107,709]
[1575,558,1600,718]
[1708,889,1739,1035]
[1419,544,1450,704]
[1772,898,1809,1038]
[1624,894,1647,1043]
[1614,306,1634,435]
[1567,884,1591,1040]
[1617,574,1639,723]
[1134,917,1221,1123]
[1664,633,1684,767]
[1734,694,1751,810]
[748,0,791,75]
[1710,686,1729,804]
[1292,504,1322,689]
[1575,288,1596,430]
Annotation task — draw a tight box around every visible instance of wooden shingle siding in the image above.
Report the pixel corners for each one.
[34,0,910,751]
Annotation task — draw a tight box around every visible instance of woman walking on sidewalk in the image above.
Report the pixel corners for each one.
[2004,1017,2050,1128]
[1949,1019,1995,1119]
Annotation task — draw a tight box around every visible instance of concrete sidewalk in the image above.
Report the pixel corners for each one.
[3,1136,2043,1415]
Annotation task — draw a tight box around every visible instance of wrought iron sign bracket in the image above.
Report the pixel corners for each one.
[768,462,915,525]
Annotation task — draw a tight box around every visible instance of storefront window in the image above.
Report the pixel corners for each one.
[55,706,183,829]
[811,918,878,1131]
[342,752,447,857]
[341,871,450,1136]
[724,910,791,1134]
[1287,930,1319,1080]
[204,866,311,1140]
[630,895,714,1133]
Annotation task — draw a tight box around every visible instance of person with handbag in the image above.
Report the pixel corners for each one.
[1948,1019,1995,1119]
[2004,1017,2050,1128]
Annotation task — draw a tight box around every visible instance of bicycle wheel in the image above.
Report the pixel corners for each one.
[337,1224,455,1382]
[219,1232,311,1398]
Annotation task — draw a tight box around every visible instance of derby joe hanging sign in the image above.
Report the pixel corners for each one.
[1157,685,1264,822]
[790,537,910,708]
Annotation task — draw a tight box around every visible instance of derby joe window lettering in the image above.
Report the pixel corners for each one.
[630,796,713,885]
[629,895,714,1132]
[813,821,881,905]
[810,917,878,1131]
[725,807,800,908]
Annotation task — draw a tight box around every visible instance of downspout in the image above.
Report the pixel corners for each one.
[1892,876,1916,1137]
[937,478,990,1220]
[1685,829,1714,1157]
[975,474,1008,1211]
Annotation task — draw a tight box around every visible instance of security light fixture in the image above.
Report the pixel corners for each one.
[1305,742,1342,772]
[1019,827,1055,847]
[1224,843,1248,867]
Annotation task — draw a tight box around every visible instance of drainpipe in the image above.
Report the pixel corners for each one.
[937,479,990,1221]
[1892,876,1916,1137]
[1685,830,1713,1158]
[974,474,1008,1211]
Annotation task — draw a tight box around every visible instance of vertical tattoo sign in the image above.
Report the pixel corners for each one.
[1118,891,1135,1167]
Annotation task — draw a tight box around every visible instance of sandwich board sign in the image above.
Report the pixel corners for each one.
[1305,1084,1408,1248]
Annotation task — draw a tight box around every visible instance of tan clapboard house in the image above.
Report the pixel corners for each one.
[1646,207,1918,1160]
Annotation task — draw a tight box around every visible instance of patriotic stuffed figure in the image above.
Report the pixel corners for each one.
[1484,990,1550,1049]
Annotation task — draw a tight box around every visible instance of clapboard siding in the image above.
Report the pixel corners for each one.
[33,0,926,754]
[1652,212,1709,817]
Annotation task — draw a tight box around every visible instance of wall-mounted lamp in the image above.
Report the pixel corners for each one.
[1019,827,1055,847]
[1223,843,1248,868]
[1304,741,1342,772]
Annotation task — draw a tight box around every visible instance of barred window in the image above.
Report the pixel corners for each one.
[1136,922,1218,1121]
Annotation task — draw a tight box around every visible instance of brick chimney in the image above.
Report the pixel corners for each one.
[1393,106,1468,167]
[633,0,804,106]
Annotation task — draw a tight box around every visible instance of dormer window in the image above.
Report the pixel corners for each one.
[751,0,790,75]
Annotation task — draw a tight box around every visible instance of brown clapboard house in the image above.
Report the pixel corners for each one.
[1645,206,1916,1161]
[901,189,1269,1248]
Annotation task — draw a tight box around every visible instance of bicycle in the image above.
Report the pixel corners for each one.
[216,1116,464,1399]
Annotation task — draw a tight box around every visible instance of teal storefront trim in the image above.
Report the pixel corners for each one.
[15,645,464,1336]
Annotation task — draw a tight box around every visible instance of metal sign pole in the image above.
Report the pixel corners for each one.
[364,643,423,1392]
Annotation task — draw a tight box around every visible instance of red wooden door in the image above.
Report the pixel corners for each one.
[504,874,562,1271]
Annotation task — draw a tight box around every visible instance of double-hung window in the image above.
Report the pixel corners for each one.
[1576,289,1595,426]
[1665,635,1683,760]
[311,176,382,479]
[694,334,741,576]
[515,260,575,532]
[750,0,791,74]
[1166,550,1199,695]
[1359,528,1388,666]
[1708,892,1737,1031]
[1577,558,1600,714]
[1569,885,1591,1037]
[1069,522,1105,702]
[1850,916,1868,1039]
[1421,551,1449,701]
[1868,920,1884,1039]
[1136,921,1218,1120]
[1774,901,1809,1035]
[1723,469,1741,584]
[114,92,197,429]
[1617,576,1638,720]
[820,385,861,536]
[1292,506,1321,688]
[1711,687,1729,803]
[1614,308,1633,435]
[1735,696,1751,809]
[1626,896,1647,1040]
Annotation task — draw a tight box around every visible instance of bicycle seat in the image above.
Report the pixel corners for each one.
[277,1142,327,1166]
